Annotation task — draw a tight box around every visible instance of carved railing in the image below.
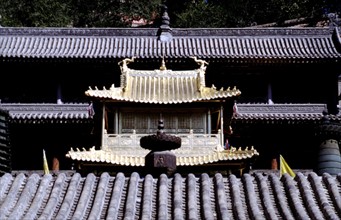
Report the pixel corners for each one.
[102,130,223,156]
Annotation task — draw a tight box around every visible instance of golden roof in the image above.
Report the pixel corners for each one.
[85,57,241,103]
[66,146,259,166]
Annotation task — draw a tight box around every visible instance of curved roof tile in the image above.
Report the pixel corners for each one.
[232,103,341,122]
[66,146,259,166]
[1,27,340,62]
[0,103,93,123]
[0,171,339,219]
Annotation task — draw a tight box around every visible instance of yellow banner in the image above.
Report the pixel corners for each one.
[280,154,295,177]
[43,149,50,175]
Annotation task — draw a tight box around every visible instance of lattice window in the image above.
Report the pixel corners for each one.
[163,112,178,133]
[178,113,191,133]
[118,108,207,134]
[135,112,149,133]
[192,112,205,133]
[121,112,135,133]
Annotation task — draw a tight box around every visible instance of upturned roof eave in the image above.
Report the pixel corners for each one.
[0,103,94,122]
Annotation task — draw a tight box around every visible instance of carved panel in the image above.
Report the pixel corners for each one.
[103,133,221,155]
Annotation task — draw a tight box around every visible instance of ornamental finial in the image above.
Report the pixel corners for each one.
[160,57,167,70]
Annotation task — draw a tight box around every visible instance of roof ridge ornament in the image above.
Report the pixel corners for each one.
[191,56,208,91]
[191,56,209,71]
[118,57,135,69]
[118,57,135,89]
[160,57,167,70]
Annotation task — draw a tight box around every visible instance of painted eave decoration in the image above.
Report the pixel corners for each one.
[85,57,240,104]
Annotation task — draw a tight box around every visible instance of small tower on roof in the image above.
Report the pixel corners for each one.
[158,0,172,42]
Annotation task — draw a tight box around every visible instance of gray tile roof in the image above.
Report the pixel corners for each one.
[0,103,93,123]
[0,171,340,219]
[1,27,341,62]
[2,103,338,123]
[232,103,341,122]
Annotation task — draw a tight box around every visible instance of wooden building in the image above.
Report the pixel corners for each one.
[0,10,341,173]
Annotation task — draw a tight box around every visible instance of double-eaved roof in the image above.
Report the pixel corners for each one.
[0,26,341,122]
[0,27,340,62]
[0,171,340,219]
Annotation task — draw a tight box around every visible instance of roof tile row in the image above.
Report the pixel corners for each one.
[0,103,93,122]
[1,27,340,61]
[0,171,340,219]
